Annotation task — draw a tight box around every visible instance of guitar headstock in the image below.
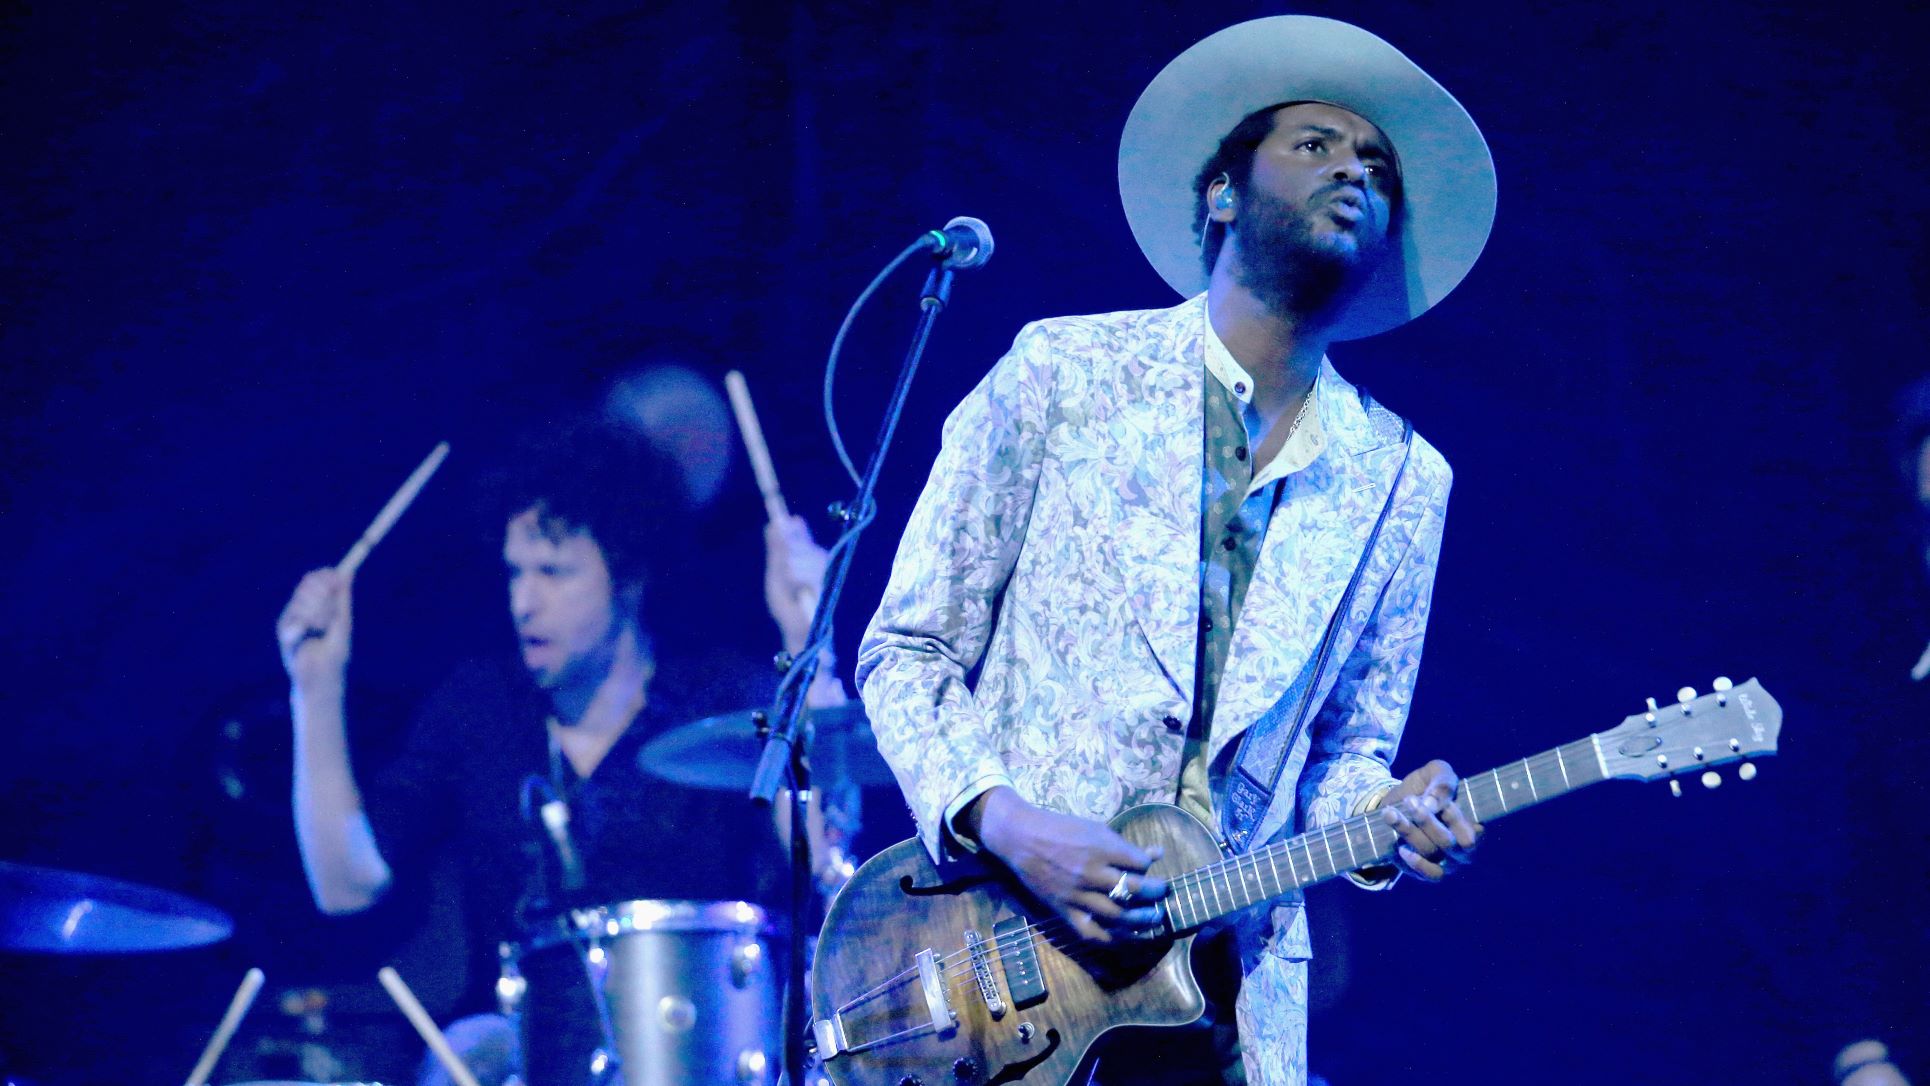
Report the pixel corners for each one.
[1594,678,1781,788]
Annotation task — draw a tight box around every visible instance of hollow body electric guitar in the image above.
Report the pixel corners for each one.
[810,679,1782,1086]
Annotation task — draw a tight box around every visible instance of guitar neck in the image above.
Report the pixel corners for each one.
[1164,736,1606,933]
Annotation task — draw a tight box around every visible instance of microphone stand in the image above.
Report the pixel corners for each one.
[749,259,960,1085]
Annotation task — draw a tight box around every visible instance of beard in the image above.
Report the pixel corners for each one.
[1232,184,1384,321]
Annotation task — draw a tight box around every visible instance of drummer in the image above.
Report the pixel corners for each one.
[276,413,845,1085]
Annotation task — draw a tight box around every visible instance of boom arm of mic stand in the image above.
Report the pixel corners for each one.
[747,260,957,1086]
[747,262,957,806]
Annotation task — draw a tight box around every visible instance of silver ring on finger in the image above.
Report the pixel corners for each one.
[1108,872,1133,903]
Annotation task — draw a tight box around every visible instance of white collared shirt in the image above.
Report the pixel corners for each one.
[1202,309,1327,493]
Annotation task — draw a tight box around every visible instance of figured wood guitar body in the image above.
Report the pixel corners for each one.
[810,803,1222,1086]
[810,679,1782,1086]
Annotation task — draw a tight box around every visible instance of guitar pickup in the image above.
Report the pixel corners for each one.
[993,916,1046,1006]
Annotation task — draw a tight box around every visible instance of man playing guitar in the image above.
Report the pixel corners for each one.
[854,17,1495,1084]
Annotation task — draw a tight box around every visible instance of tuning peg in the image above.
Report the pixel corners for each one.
[1677,687,1698,714]
[1713,676,1732,706]
[1645,697,1659,725]
[1701,771,1721,790]
[1739,763,1757,781]
[1669,780,1682,798]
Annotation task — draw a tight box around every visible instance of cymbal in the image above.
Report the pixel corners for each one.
[638,702,895,791]
[0,861,234,954]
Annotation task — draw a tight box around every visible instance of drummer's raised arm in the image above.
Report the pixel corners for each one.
[278,567,395,915]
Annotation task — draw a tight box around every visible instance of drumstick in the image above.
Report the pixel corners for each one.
[338,441,450,577]
[724,371,789,524]
[182,967,264,1086]
[377,966,483,1086]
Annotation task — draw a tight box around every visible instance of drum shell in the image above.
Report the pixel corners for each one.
[506,900,775,1086]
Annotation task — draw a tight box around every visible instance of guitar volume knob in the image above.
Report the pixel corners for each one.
[899,1077,925,1086]
[953,1056,981,1081]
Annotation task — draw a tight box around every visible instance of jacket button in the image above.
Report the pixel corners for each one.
[1162,715,1183,733]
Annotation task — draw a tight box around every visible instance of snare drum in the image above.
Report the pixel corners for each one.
[499,900,776,1086]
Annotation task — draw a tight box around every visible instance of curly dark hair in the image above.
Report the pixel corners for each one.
[475,414,693,627]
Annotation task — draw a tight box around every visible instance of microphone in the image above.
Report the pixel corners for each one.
[538,798,586,892]
[920,216,995,270]
[523,774,587,893]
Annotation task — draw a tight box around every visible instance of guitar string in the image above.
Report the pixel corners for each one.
[921,817,1391,998]
[918,743,1598,991]
[896,730,1722,998]
[922,797,1505,1002]
[841,735,1721,1019]
[923,763,1515,991]
[903,742,1628,1004]
[913,765,1639,1014]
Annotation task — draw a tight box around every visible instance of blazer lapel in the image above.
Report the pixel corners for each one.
[1109,297,1206,703]
[1208,364,1406,760]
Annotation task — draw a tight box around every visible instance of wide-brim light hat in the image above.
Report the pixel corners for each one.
[1119,16,1497,340]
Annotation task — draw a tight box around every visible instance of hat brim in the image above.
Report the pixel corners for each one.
[1119,16,1497,340]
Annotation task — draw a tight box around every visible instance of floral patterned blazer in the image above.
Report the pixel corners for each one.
[856,293,1451,951]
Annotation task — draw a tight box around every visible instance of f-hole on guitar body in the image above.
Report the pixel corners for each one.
[811,803,1223,1086]
[810,679,1782,1086]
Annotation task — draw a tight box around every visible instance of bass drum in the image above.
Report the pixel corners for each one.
[501,900,776,1086]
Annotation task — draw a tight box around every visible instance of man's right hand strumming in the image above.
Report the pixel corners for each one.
[960,786,1168,944]
[277,568,353,689]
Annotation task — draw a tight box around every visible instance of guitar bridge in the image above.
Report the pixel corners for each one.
[963,929,1006,1018]
[916,948,957,1032]
[818,946,960,1059]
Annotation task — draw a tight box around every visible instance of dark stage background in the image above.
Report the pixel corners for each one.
[2,2,1926,1084]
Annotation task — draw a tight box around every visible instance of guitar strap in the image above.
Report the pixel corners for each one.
[1219,393,1413,854]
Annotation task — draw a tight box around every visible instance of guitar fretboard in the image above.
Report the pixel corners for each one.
[1163,736,1606,933]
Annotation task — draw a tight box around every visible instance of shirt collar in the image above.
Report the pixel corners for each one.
[1202,306,1258,405]
[1203,306,1328,488]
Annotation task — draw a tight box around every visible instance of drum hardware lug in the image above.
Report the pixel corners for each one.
[495,944,527,1016]
[736,1047,770,1084]
[915,948,957,1033]
[731,940,766,988]
[812,1014,848,1060]
[658,994,698,1032]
